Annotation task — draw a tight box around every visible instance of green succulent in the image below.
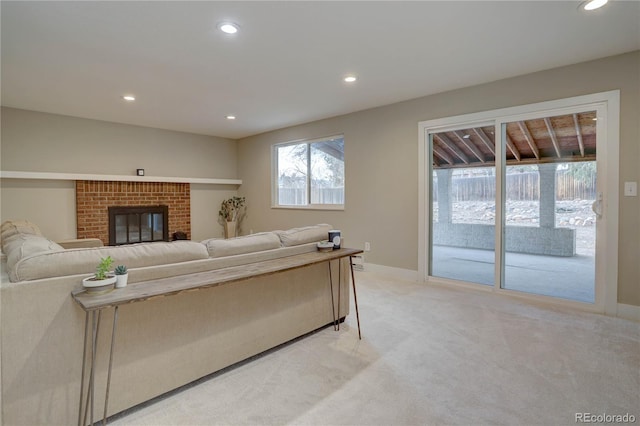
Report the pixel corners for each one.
[114,265,128,275]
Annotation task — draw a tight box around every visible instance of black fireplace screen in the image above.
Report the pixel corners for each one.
[108,205,169,245]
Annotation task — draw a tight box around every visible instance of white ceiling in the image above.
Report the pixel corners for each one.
[2,1,639,139]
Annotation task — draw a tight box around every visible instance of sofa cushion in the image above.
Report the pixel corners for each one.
[1,220,43,251]
[6,235,64,271]
[276,224,332,247]
[202,232,281,258]
[10,241,209,282]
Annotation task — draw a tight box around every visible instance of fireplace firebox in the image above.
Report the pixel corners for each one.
[108,205,169,246]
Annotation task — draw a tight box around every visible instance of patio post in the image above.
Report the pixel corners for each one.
[435,169,453,223]
[538,163,557,228]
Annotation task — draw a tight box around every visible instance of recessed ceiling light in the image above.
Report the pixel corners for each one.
[226,115,236,120]
[582,0,608,11]
[122,95,135,101]
[219,22,239,34]
[344,76,357,83]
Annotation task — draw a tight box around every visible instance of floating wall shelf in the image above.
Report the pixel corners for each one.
[0,171,242,186]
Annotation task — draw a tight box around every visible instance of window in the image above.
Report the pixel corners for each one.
[273,135,345,209]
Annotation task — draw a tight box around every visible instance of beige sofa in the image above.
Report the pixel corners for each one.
[1,221,350,425]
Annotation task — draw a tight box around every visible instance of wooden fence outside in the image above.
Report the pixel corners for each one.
[434,171,596,202]
[278,188,344,205]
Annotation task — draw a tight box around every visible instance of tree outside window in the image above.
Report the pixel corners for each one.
[275,136,345,207]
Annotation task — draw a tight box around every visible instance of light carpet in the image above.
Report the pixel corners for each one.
[111,271,640,426]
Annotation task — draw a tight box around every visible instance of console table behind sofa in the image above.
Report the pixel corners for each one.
[73,248,363,425]
[1,247,360,425]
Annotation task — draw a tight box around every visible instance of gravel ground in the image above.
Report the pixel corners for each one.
[434,199,596,254]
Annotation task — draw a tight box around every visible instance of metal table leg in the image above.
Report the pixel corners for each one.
[103,306,119,425]
[349,256,362,340]
[328,262,337,330]
[78,313,90,426]
[78,306,119,426]
[329,256,362,339]
[336,259,342,331]
[80,310,101,426]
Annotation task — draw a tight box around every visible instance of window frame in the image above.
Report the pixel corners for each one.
[271,134,345,210]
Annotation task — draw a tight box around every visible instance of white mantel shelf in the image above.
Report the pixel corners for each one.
[0,171,242,185]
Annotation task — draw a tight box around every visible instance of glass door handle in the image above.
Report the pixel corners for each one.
[592,192,603,219]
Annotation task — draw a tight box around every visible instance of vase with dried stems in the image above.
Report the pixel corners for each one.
[218,196,246,238]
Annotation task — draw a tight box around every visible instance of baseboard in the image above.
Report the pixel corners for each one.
[617,303,640,322]
[362,263,419,282]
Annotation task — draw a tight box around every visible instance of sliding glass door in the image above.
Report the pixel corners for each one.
[429,126,495,286]
[419,92,617,311]
[500,113,597,303]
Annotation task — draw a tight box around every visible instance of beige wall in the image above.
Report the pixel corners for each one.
[190,184,239,241]
[1,108,239,241]
[1,53,638,306]
[237,51,640,307]
[1,179,77,242]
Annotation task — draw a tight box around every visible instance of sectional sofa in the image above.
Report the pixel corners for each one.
[1,220,351,425]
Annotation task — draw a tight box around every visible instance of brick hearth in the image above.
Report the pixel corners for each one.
[76,181,190,245]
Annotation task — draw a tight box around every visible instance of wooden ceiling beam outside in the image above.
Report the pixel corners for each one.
[505,134,522,162]
[453,131,485,163]
[432,144,455,165]
[543,118,562,158]
[434,134,470,164]
[433,153,596,169]
[473,128,496,155]
[431,114,595,169]
[517,121,540,160]
[572,113,586,157]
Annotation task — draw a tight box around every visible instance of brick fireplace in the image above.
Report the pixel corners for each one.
[76,180,191,245]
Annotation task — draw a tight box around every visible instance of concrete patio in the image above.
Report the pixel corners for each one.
[432,245,595,303]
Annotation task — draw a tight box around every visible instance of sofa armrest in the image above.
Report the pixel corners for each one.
[56,238,104,249]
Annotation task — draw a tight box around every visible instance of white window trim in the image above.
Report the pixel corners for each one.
[271,135,345,210]
[418,90,620,316]
[271,204,345,211]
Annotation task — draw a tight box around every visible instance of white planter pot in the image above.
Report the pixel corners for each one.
[115,273,129,288]
[82,275,116,293]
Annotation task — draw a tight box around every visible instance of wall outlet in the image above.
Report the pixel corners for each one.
[364,242,371,251]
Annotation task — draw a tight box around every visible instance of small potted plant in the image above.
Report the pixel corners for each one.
[114,264,128,288]
[218,196,246,238]
[82,256,116,293]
